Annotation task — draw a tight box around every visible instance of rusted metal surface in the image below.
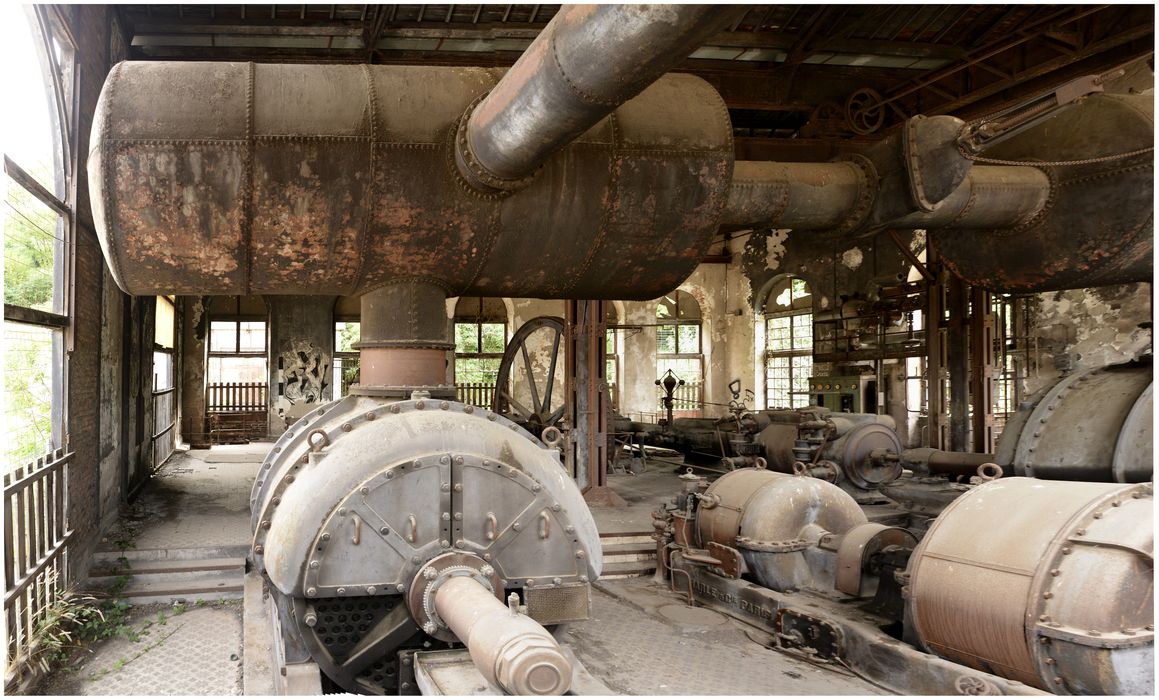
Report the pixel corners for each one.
[431,571,572,695]
[89,62,733,301]
[721,160,866,230]
[356,281,452,388]
[457,4,741,192]
[934,93,1154,292]
[833,523,916,598]
[674,560,1047,696]
[899,447,995,477]
[696,467,866,591]
[250,395,601,693]
[907,477,1154,694]
[994,358,1153,483]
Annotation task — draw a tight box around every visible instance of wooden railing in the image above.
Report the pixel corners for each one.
[4,447,73,687]
[152,388,176,469]
[207,382,266,413]
[658,381,703,412]
[207,382,267,444]
[456,382,495,409]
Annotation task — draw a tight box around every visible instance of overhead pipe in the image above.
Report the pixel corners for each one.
[454,4,742,193]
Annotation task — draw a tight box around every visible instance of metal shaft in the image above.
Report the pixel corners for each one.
[433,576,572,695]
[456,4,740,192]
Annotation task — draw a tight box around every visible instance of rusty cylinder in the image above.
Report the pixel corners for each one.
[907,478,1154,695]
[457,4,740,192]
[355,281,452,390]
[433,576,572,695]
[994,359,1153,482]
[88,62,733,300]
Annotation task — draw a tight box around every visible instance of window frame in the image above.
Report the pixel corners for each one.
[763,277,814,410]
[453,298,507,386]
[3,6,78,469]
[655,291,704,411]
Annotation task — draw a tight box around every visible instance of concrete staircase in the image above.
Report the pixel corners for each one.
[87,544,248,604]
[599,531,657,578]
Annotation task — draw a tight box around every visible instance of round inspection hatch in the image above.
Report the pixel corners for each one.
[657,604,728,627]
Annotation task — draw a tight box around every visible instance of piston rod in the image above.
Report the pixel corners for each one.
[433,576,573,695]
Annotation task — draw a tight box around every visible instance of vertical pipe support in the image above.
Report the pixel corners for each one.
[355,280,452,389]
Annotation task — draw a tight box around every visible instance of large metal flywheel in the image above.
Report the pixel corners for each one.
[492,316,566,436]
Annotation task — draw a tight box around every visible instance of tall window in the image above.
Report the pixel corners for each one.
[334,321,360,399]
[605,305,620,410]
[453,297,506,385]
[207,297,267,384]
[656,290,703,412]
[764,277,813,409]
[3,6,75,470]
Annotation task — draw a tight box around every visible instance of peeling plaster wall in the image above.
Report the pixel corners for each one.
[1026,282,1152,395]
[179,296,208,446]
[267,295,336,435]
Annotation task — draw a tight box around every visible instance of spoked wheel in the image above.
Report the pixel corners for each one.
[493,316,566,437]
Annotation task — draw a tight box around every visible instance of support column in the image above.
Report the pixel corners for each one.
[566,300,624,507]
[946,274,970,452]
[354,280,454,399]
[926,253,945,451]
[970,288,997,452]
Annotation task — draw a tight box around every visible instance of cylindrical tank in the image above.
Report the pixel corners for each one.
[88,62,732,300]
[251,395,601,694]
[993,359,1153,482]
[756,411,902,491]
[907,477,1154,695]
[934,94,1153,292]
[696,468,866,591]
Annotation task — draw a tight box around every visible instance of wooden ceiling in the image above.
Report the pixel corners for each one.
[112,4,1154,152]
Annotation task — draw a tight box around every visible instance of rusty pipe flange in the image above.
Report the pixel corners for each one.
[452,94,541,196]
[407,551,504,642]
[820,153,878,238]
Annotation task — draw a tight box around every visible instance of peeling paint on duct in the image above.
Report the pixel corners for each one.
[765,230,789,271]
[841,247,864,270]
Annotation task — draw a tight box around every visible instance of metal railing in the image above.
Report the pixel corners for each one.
[4,447,72,687]
[455,382,495,409]
[658,381,703,413]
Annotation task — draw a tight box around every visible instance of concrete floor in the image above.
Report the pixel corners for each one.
[45,441,892,696]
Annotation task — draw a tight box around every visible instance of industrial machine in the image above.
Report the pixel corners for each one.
[656,468,1154,695]
[86,3,1153,696]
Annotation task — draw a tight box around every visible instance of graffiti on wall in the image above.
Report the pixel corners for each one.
[280,340,330,405]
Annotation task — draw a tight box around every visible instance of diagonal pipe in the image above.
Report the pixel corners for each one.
[454,4,742,193]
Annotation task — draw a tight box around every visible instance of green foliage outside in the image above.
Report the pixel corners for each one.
[4,168,61,470]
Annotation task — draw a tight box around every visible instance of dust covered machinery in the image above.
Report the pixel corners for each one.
[657,467,1154,695]
[251,393,600,694]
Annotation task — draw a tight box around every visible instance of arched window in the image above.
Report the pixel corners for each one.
[764,277,813,409]
[656,290,702,413]
[453,297,507,387]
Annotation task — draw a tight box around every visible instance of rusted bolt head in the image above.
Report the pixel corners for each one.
[423,622,438,635]
[304,612,317,627]
[366,412,377,420]
[254,545,264,554]
[455,539,465,548]
[261,520,271,529]
[440,401,449,410]
[566,525,575,534]
[1061,546,1072,555]
[380,527,389,535]
[439,455,449,465]
[454,484,463,492]
[415,400,425,410]
[366,586,377,595]
[337,587,346,596]
[480,565,494,576]
[440,540,450,548]
[552,503,561,512]
[576,550,586,559]
[360,486,369,495]
[483,553,492,562]
[441,482,450,492]
[580,575,589,583]
[285,475,295,483]
[309,560,319,569]
[342,423,353,432]
[464,405,475,414]
[531,484,541,492]
[396,584,405,593]
[306,587,316,597]
[454,455,464,465]
[271,497,280,506]
[441,512,451,521]
[454,512,463,521]
[1092,511,1103,519]
[389,405,399,414]
[321,532,331,541]
[1111,500,1121,507]
[488,413,496,421]
[513,522,522,532]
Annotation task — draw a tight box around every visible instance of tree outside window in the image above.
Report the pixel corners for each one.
[764,277,813,409]
[454,297,506,385]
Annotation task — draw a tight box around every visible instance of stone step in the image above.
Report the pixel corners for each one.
[598,531,655,547]
[92,574,245,605]
[602,541,656,556]
[89,557,245,584]
[599,560,656,579]
[92,544,250,566]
